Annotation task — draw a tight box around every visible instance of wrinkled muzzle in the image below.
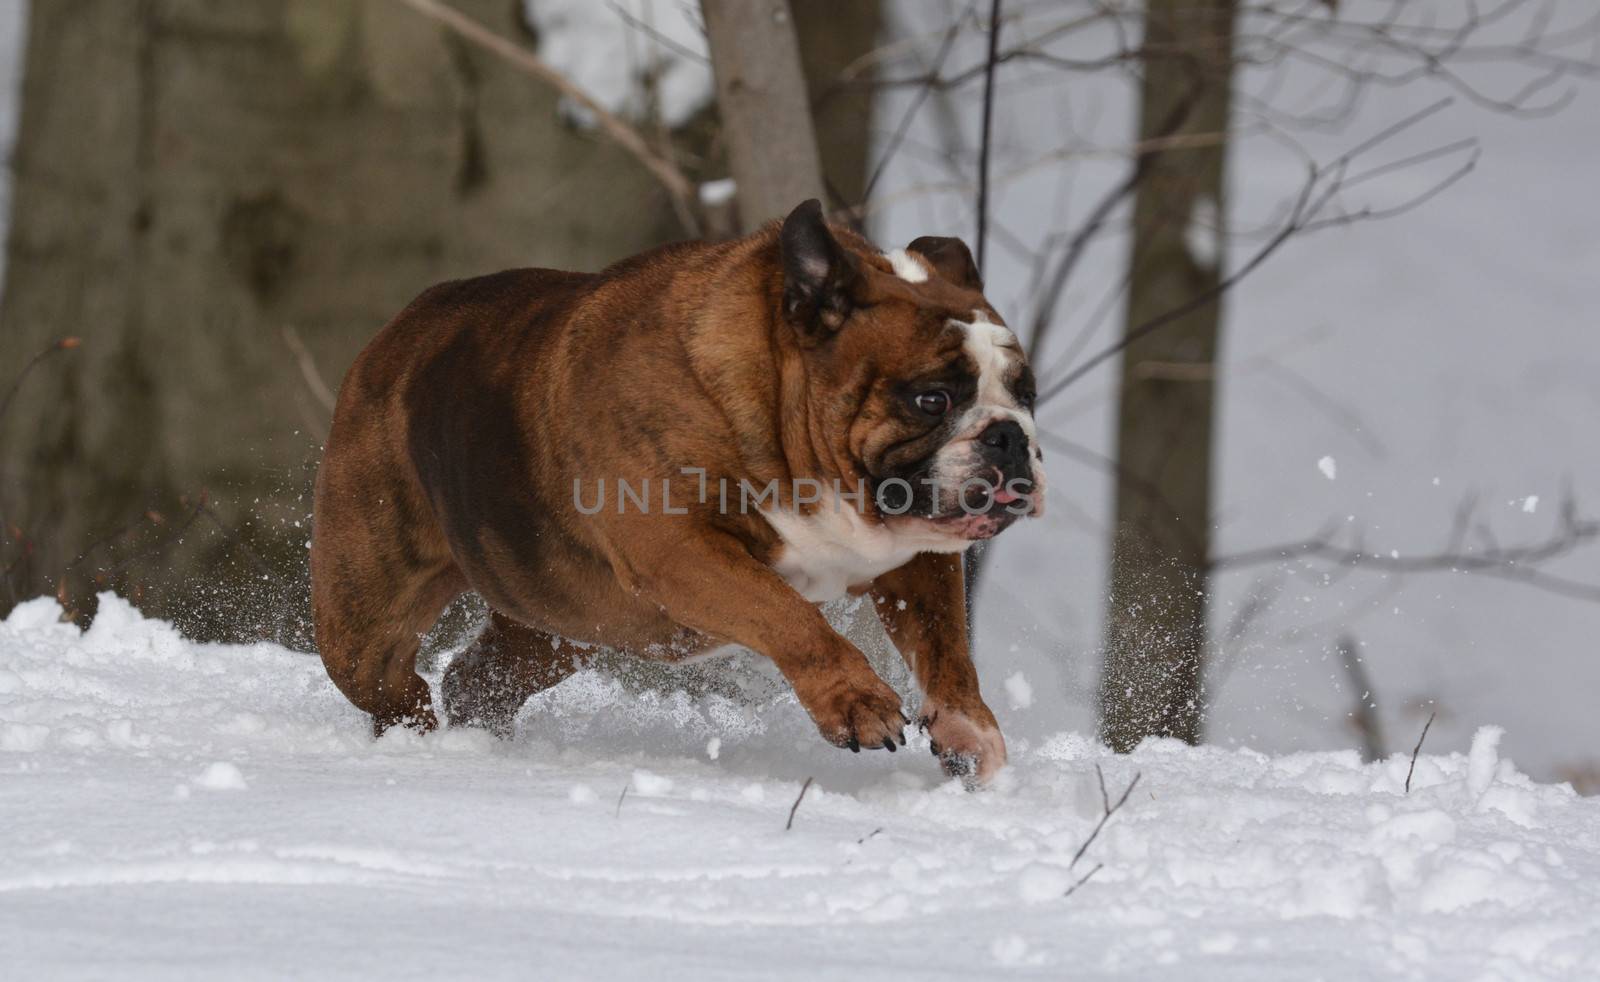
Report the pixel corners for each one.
[878,412,1046,541]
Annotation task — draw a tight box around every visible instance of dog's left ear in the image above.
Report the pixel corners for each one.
[781,199,861,341]
[908,235,983,291]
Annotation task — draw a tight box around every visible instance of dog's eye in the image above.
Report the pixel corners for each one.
[913,390,952,416]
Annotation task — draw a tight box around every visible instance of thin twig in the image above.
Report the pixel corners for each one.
[1211,504,1600,605]
[1070,765,1141,869]
[280,325,336,415]
[1025,94,1196,363]
[974,0,1003,279]
[1404,711,1436,794]
[1037,99,1467,405]
[0,337,79,428]
[1061,862,1103,899]
[605,0,708,65]
[858,7,969,207]
[786,776,814,831]
[98,491,210,578]
[615,781,630,818]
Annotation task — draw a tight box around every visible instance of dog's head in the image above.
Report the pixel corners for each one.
[777,200,1045,543]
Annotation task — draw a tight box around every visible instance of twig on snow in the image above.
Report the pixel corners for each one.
[1404,710,1437,794]
[1062,863,1103,899]
[1070,765,1141,870]
[615,781,630,818]
[785,776,814,832]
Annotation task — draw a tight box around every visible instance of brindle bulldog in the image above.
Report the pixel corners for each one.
[311,200,1044,785]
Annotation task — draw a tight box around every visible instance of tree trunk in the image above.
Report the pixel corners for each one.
[0,0,686,640]
[1099,0,1238,751]
[701,0,827,231]
[789,1,882,211]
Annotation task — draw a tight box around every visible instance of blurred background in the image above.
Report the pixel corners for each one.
[1,1,1596,786]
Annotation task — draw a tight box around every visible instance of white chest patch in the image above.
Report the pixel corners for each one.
[763,506,961,603]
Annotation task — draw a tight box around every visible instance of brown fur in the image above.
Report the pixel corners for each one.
[311,203,1032,782]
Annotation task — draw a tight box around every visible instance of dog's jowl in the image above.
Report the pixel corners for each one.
[310,200,1044,785]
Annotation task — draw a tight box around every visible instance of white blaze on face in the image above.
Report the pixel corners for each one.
[932,310,1047,512]
[884,248,930,283]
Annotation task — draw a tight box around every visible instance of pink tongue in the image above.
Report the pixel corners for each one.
[992,488,1020,504]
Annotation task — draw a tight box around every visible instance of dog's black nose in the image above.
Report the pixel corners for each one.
[978,418,1026,458]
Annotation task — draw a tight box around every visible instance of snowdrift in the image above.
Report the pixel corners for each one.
[2,595,1598,979]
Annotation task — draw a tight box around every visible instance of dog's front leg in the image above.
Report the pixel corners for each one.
[621,531,908,753]
[871,552,1007,785]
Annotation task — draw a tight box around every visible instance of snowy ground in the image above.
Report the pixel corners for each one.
[4,597,1599,980]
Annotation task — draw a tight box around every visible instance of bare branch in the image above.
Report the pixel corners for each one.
[1037,98,1468,405]
[1025,92,1198,363]
[0,336,79,429]
[856,7,970,208]
[394,0,698,231]
[975,0,1005,278]
[1211,502,1600,604]
[280,325,336,416]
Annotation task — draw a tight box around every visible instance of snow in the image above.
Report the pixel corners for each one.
[1317,455,1338,481]
[698,177,737,207]
[194,761,248,792]
[524,0,713,127]
[5,596,1600,978]
[1004,670,1034,710]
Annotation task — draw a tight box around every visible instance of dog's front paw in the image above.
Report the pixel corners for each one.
[920,701,1007,788]
[798,672,908,753]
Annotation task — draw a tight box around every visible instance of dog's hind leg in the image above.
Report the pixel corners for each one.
[314,557,463,736]
[441,612,580,738]
[311,444,464,736]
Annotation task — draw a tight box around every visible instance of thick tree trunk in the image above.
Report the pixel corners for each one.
[701,0,827,231]
[790,1,882,211]
[0,0,685,639]
[1099,0,1238,751]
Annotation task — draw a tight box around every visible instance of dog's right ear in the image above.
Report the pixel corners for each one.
[780,199,860,342]
[907,235,983,291]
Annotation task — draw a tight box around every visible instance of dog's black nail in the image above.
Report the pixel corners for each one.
[882,737,896,752]
[848,736,860,753]
[930,741,942,756]
[897,730,906,747]
[899,711,910,725]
